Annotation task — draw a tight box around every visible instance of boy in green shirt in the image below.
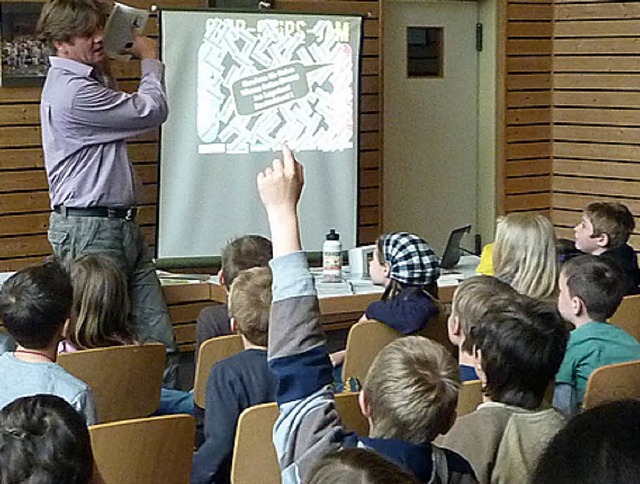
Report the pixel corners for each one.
[555,255,640,416]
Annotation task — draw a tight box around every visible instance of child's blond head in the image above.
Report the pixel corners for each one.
[363,336,459,444]
[493,213,558,300]
[451,275,518,353]
[228,266,272,347]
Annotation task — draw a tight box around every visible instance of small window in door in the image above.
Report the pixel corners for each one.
[407,27,443,78]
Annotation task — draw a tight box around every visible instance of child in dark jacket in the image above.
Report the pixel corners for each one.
[191,266,278,484]
[364,232,440,334]
[574,201,639,296]
[257,146,477,483]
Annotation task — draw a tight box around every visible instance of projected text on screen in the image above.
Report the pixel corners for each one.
[197,16,355,155]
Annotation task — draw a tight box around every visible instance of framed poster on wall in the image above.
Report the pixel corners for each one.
[0,2,52,87]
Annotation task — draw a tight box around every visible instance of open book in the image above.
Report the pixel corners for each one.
[104,2,150,58]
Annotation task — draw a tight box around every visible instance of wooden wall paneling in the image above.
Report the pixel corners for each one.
[0,0,200,273]
[552,2,640,252]
[501,0,553,216]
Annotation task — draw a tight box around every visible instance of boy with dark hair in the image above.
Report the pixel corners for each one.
[191,266,278,484]
[439,295,568,484]
[574,201,639,295]
[0,394,94,484]
[0,261,96,424]
[532,400,640,484]
[447,276,518,381]
[257,147,476,483]
[195,235,273,359]
[554,255,640,416]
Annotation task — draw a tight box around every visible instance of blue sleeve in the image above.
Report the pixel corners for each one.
[365,294,437,334]
[553,383,578,418]
[268,252,349,482]
[191,362,244,484]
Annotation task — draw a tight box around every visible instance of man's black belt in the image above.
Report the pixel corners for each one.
[54,206,138,221]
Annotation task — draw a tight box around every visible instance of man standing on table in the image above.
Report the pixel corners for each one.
[36,0,178,380]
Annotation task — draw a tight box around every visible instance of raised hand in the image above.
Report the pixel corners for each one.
[257,145,304,257]
[257,145,304,213]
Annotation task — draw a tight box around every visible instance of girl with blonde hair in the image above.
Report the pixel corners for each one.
[493,213,558,301]
[60,254,134,352]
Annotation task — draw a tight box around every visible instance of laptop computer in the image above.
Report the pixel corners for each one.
[440,224,472,270]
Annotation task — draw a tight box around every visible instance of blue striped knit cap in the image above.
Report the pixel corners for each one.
[382,232,440,285]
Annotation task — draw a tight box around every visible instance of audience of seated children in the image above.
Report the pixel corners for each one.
[554,255,640,416]
[306,448,420,484]
[0,261,96,424]
[191,266,278,484]
[573,201,639,295]
[531,400,640,484]
[58,254,193,416]
[257,147,477,483]
[439,294,568,484]
[492,212,558,301]
[195,235,273,360]
[447,275,518,382]
[0,394,94,484]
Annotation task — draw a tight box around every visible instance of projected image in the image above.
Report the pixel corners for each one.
[197,17,355,154]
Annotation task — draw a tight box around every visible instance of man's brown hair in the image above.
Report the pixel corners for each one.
[36,0,110,45]
[585,202,635,249]
[228,267,272,347]
[363,336,459,444]
[221,235,272,289]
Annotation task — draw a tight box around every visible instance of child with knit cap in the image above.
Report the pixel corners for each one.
[362,232,440,334]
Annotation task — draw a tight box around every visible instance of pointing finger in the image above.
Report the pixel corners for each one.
[282,144,296,174]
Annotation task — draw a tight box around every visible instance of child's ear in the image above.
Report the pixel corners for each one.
[218,270,228,291]
[595,232,609,249]
[358,390,372,419]
[447,314,462,345]
[572,296,586,317]
[382,262,391,277]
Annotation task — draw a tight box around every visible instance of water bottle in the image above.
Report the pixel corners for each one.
[323,229,342,282]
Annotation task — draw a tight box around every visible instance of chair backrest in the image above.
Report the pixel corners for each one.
[194,334,244,408]
[583,359,640,410]
[90,415,195,484]
[58,343,165,423]
[609,294,640,343]
[342,319,400,383]
[230,392,368,484]
[457,380,482,417]
[417,310,457,355]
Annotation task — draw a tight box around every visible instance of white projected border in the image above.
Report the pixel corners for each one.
[158,10,362,260]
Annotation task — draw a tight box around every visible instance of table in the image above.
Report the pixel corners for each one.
[162,256,479,352]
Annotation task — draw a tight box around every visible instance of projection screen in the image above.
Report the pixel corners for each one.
[157,9,363,262]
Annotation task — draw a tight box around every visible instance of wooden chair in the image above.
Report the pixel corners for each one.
[582,359,640,410]
[90,415,195,484]
[194,334,244,408]
[230,392,368,484]
[457,380,482,417]
[609,294,640,342]
[418,310,458,355]
[342,319,400,383]
[342,312,456,383]
[57,343,165,423]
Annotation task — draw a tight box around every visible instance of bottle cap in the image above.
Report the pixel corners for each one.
[326,229,340,241]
